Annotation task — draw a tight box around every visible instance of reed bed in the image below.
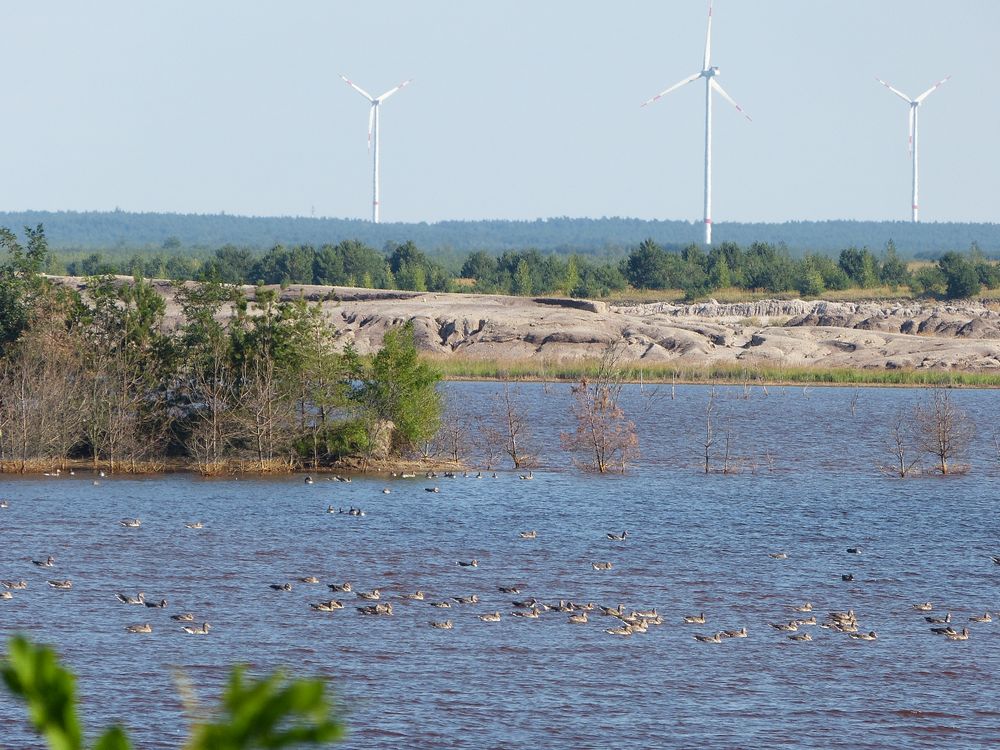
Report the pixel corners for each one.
[429,356,1000,388]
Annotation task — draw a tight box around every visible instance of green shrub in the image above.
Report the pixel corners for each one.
[1,635,344,750]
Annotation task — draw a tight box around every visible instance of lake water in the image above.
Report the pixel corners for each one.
[2,383,999,749]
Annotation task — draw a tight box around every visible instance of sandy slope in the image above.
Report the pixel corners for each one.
[53,277,1000,371]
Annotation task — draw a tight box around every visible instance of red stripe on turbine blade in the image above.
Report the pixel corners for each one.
[705,219,712,224]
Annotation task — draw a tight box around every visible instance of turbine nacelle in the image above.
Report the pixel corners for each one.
[702,66,720,78]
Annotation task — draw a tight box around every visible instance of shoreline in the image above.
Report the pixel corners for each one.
[432,364,1000,389]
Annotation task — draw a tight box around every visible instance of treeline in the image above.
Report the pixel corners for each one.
[60,235,997,301]
[0,226,443,473]
[63,241,630,298]
[4,210,1000,256]
[620,240,999,300]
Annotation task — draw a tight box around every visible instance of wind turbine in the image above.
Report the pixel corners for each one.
[642,0,750,246]
[340,74,412,223]
[875,75,950,223]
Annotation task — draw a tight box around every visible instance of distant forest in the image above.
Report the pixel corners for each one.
[1,210,998,259]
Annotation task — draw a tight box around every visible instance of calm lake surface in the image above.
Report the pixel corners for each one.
[2,383,1000,749]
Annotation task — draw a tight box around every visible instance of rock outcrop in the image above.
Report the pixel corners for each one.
[50,277,1000,371]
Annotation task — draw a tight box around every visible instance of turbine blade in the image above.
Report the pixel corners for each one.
[908,108,914,155]
[703,0,713,70]
[875,77,912,104]
[914,74,951,103]
[711,79,751,121]
[641,72,701,107]
[376,79,413,103]
[340,74,375,102]
[368,105,375,151]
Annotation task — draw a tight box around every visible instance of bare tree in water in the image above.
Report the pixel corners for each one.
[914,389,975,475]
[700,387,718,473]
[561,345,638,473]
[432,401,473,465]
[492,377,536,469]
[473,415,505,471]
[882,407,921,478]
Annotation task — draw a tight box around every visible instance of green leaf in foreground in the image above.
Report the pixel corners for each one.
[1,634,86,750]
[2,636,345,750]
[185,666,344,749]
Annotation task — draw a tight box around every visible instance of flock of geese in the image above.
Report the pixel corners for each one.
[3,475,1000,644]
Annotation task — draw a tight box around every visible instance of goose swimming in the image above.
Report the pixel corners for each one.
[498,586,521,594]
[116,592,145,605]
[144,598,168,608]
[299,576,320,584]
[452,594,479,605]
[32,556,55,567]
[599,604,624,617]
[945,628,970,641]
[125,623,152,634]
[769,621,798,632]
[402,591,426,600]
[930,625,957,636]
[457,559,478,568]
[607,531,628,541]
[182,622,211,634]
[270,583,293,592]
[693,632,722,643]
[429,601,452,608]
[828,609,856,622]
[912,602,933,612]
[357,602,393,616]
[185,522,203,529]
[791,603,813,613]
[510,608,540,618]
[519,471,534,480]
[768,552,788,560]
[47,579,72,589]
[969,612,992,623]
[356,589,381,600]
[683,612,707,624]
[171,613,195,621]
[568,612,588,624]
[592,561,612,571]
[605,624,633,636]
[519,530,537,540]
[479,611,502,622]
[924,612,951,624]
[848,630,878,641]
[788,632,812,641]
[721,627,748,638]
[429,620,453,629]
[0,591,11,600]
[1,580,27,590]
[310,600,344,611]
[120,518,142,528]
[328,582,352,593]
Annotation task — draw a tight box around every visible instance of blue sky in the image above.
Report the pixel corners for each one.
[2,1,997,224]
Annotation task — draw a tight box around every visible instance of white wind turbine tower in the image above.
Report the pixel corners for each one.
[340,74,412,223]
[642,0,750,246]
[875,75,950,222]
